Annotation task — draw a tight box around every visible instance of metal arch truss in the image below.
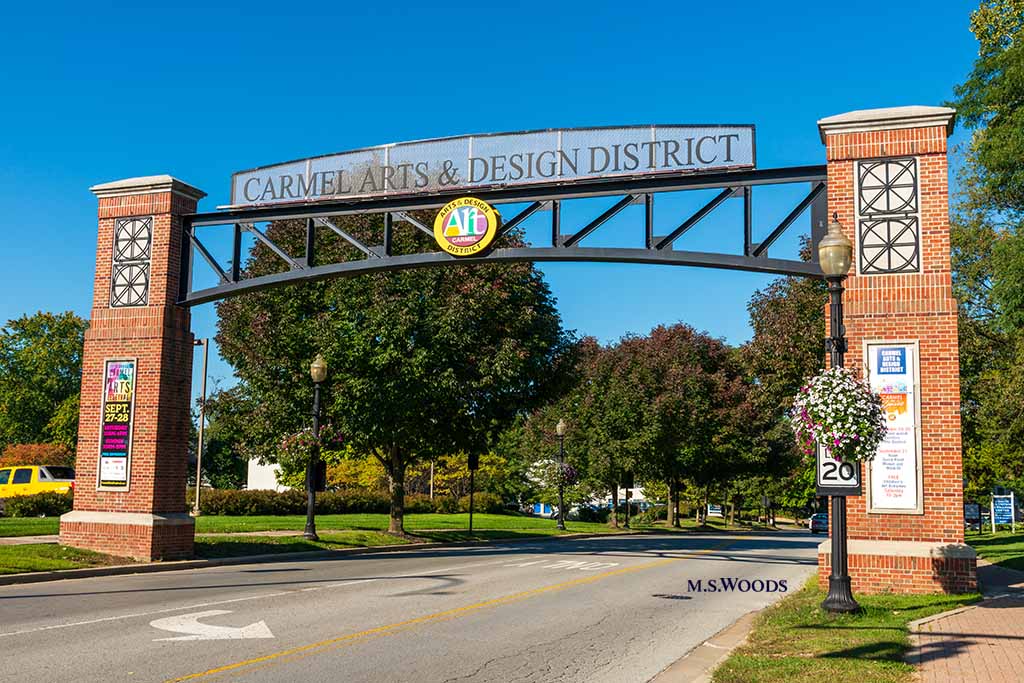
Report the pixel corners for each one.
[178,165,829,306]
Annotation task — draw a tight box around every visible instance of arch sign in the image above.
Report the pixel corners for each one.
[69,106,977,599]
[227,125,755,208]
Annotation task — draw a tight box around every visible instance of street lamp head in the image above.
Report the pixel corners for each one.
[310,354,328,384]
[818,213,853,278]
[555,418,566,437]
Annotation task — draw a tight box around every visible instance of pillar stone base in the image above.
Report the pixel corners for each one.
[817,540,977,594]
[59,511,195,561]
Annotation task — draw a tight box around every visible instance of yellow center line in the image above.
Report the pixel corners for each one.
[166,538,738,682]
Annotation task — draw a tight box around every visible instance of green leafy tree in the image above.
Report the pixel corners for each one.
[0,312,87,452]
[216,214,573,533]
[625,324,752,527]
[740,243,827,516]
[197,386,251,489]
[951,0,1024,497]
[954,0,1024,215]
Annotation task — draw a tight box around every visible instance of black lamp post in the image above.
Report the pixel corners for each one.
[818,214,860,614]
[555,418,567,531]
[305,354,327,542]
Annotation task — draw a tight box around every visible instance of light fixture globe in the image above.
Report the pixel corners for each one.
[818,214,853,278]
[555,418,567,437]
[310,354,328,384]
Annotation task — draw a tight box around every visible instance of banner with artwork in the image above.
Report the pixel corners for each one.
[866,343,920,511]
[98,359,137,489]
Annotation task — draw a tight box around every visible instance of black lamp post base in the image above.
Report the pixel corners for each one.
[821,576,860,614]
[303,528,319,542]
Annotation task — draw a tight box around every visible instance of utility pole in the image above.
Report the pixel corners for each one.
[192,338,208,516]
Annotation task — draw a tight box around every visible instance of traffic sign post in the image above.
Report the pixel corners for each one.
[816,445,862,498]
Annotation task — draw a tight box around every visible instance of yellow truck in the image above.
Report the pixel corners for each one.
[0,465,75,498]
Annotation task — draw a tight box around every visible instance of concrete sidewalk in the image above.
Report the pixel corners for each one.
[0,534,59,546]
[909,561,1024,682]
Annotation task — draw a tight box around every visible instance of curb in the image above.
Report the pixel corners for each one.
[651,608,761,682]
[0,531,630,587]
[907,603,979,631]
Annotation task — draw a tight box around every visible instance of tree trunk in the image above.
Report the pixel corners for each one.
[672,477,681,528]
[610,486,619,528]
[728,498,735,528]
[666,478,676,527]
[388,445,406,535]
[702,486,710,527]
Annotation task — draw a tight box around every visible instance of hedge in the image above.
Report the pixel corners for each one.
[2,491,74,518]
[188,488,510,516]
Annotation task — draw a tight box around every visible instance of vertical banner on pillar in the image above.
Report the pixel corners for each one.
[865,341,923,513]
[98,359,137,490]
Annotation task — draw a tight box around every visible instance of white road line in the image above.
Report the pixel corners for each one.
[0,558,519,639]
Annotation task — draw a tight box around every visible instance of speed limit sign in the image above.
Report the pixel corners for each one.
[815,444,862,496]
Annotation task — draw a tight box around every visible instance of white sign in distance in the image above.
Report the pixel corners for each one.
[816,444,862,496]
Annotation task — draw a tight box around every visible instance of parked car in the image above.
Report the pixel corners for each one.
[0,466,75,498]
[809,512,829,534]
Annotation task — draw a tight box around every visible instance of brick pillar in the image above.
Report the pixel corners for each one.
[815,107,976,593]
[60,176,205,561]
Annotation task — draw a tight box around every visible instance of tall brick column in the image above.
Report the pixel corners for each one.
[815,107,976,593]
[60,176,204,561]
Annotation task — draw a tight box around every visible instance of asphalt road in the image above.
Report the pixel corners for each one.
[0,531,818,683]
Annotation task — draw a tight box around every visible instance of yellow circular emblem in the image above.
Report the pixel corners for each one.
[433,197,501,257]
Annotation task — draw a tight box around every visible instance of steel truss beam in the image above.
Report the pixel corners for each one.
[179,165,828,306]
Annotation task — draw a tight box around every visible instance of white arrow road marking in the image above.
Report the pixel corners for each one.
[150,610,275,641]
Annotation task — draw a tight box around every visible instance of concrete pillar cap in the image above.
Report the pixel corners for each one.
[90,175,206,201]
[817,105,956,143]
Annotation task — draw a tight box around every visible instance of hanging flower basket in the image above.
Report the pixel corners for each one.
[791,367,887,462]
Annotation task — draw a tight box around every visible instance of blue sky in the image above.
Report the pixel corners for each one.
[0,1,979,401]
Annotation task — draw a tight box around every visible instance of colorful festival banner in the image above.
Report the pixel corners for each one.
[98,359,137,489]
[866,342,920,511]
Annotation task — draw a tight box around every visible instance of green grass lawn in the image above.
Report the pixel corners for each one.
[0,544,132,575]
[0,511,758,538]
[0,517,60,536]
[966,529,1024,571]
[712,580,980,683]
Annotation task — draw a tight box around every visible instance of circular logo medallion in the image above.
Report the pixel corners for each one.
[433,197,501,257]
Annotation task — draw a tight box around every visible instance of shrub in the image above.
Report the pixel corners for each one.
[189,488,514,516]
[634,505,667,525]
[0,443,74,468]
[3,491,73,517]
[574,506,611,523]
[429,496,459,513]
[458,492,505,514]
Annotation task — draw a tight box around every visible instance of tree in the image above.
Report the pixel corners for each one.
[953,0,1024,216]
[741,246,827,518]
[0,443,74,468]
[197,387,251,489]
[0,312,87,452]
[216,214,573,534]
[625,324,751,527]
[950,0,1024,497]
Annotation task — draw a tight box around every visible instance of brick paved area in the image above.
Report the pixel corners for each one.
[910,562,1024,682]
